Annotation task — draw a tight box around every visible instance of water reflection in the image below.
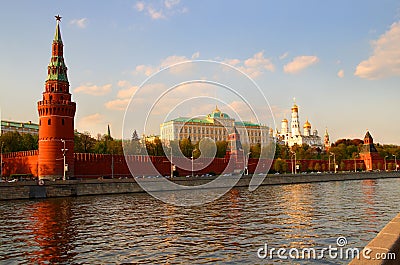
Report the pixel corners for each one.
[26,198,75,264]
[0,178,399,264]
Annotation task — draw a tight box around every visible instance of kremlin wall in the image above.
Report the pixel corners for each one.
[1,18,392,180]
[1,150,387,180]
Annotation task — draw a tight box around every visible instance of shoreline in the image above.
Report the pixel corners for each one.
[1,171,399,201]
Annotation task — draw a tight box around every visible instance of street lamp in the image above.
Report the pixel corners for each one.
[384,155,388,171]
[393,154,397,171]
[191,149,197,178]
[0,142,3,179]
[244,151,251,175]
[330,152,336,173]
[61,139,68,181]
[290,151,297,174]
[170,144,173,178]
[353,154,358,172]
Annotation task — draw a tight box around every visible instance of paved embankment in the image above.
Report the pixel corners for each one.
[1,171,399,200]
[349,212,400,265]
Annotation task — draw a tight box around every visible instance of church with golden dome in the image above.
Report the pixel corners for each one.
[275,99,325,149]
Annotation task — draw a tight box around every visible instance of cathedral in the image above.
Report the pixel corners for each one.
[275,99,330,150]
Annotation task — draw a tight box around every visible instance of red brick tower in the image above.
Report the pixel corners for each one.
[37,16,76,180]
[359,131,381,171]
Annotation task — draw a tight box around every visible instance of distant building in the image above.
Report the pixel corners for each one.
[324,128,331,151]
[1,120,39,135]
[160,106,270,146]
[275,99,324,149]
[359,131,381,171]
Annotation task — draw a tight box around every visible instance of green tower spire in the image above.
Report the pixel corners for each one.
[46,15,68,82]
[54,15,63,43]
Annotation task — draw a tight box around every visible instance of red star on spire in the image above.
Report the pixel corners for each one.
[55,15,62,21]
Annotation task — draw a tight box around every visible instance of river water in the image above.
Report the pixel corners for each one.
[1,178,399,264]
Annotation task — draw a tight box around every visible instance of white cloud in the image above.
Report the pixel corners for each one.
[191,51,200,59]
[135,1,145,12]
[283,55,319,74]
[133,55,191,76]
[240,51,275,78]
[160,55,189,68]
[134,0,187,20]
[148,7,165,20]
[78,113,105,128]
[134,64,157,77]
[116,80,138,99]
[165,0,180,9]
[279,52,289,60]
[223,58,241,66]
[70,18,88,29]
[105,99,130,111]
[74,83,112,96]
[355,21,400,80]
[337,69,344,78]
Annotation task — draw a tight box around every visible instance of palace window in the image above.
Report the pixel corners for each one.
[48,119,51,125]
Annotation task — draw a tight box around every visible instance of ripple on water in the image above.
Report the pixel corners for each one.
[0,178,399,264]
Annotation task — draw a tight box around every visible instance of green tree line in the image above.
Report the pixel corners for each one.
[2,130,400,164]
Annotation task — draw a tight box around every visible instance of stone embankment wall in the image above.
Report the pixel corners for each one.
[1,171,398,200]
[349,212,400,265]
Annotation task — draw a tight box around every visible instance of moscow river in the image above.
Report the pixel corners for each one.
[1,178,399,264]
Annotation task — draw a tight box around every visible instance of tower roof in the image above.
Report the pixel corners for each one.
[46,16,68,82]
[364,130,373,142]
[324,127,329,136]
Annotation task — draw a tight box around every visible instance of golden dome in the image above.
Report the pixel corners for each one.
[281,118,288,123]
[303,119,311,128]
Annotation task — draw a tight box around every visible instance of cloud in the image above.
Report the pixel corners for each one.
[105,99,130,111]
[165,0,180,9]
[337,69,344,78]
[355,21,400,80]
[279,52,289,60]
[78,113,105,128]
[74,83,112,96]
[223,58,241,66]
[133,55,191,76]
[135,1,145,12]
[231,51,275,78]
[134,0,187,20]
[116,80,138,99]
[134,64,157,77]
[70,18,88,29]
[104,81,139,111]
[191,51,200,59]
[283,55,319,74]
[148,7,165,20]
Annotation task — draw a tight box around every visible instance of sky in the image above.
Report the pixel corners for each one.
[1,1,400,144]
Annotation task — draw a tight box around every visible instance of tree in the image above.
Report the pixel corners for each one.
[250,143,261,158]
[179,138,194,158]
[215,141,228,158]
[0,131,38,152]
[274,158,287,173]
[74,131,95,153]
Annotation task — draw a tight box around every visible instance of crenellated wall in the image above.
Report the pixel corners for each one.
[1,150,398,179]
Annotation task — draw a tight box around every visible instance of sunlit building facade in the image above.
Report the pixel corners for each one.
[160,106,270,145]
[275,100,323,149]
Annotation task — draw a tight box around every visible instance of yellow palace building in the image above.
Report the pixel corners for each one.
[160,106,270,146]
